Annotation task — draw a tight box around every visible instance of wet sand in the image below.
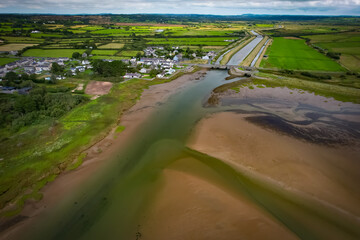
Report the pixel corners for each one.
[139,157,299,240]
[187,112,360,224]
[0,69,208,240]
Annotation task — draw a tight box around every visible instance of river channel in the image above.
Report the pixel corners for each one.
[13,70,360,240]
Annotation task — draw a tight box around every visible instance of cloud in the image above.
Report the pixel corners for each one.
[0,0,359,15]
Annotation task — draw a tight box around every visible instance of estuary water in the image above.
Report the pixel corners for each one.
[15,70,360,240]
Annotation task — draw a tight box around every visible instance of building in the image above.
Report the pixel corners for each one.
[124,73,141,79]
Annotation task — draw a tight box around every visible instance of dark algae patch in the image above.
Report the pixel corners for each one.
[245,113,360,145]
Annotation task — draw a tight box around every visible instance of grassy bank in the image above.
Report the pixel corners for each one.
[253,72,360,103]
[0,67,200,217]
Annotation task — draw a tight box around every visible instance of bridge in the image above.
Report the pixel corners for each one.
[187,63,256,71]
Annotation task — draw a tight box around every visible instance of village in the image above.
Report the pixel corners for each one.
[0,45,217,94]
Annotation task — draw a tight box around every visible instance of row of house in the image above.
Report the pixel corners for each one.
[0,86,32,94]
[0,57,94,79]
[0,57,71,77]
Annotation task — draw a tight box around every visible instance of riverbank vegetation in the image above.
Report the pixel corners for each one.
[229,72,360,104]
[0,65,200,217]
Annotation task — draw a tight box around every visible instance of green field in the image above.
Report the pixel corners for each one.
[91,50,118,55]
[22,49,85,58]
[118,50,143,57]
[171,30,237,36]
[90,55,130,60]
[1,37,45,43]
[146,37,237,46]
[98,43,125,49]
[30,33,64,38]
[0,57,18,66]
[261,37,345,71]
[256,24,274,28]
[303,32,360,72]
[0,43,38,51]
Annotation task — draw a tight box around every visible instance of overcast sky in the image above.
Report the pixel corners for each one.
[0,0,359,15]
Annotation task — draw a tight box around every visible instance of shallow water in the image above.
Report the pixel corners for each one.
[228,31,264,65]
[18,71,360,240]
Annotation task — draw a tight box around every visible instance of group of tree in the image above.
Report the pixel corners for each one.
[0,86,88,131]
[92,60,128,77]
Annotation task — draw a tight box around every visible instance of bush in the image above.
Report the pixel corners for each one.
[326,52,341,60]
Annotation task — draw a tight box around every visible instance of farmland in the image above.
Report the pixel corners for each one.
[91,49,118,56]
[146,37,238,46]
[260,37,345,71]
[304,32,360,72]
[98,43,125,49]
[0,57,18,66]
[118,50,143,57]
[22,49,86,58]
[0,43,37,51]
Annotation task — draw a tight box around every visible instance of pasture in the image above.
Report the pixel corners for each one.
[22,49,85,58]
[98,43,125,49]
[91,50,118,56]
[260,37,345,72]
[304,32,360,72]
[0,43,38,51]
[118,50,143,57]
[0,57,18,66]
[90,55,130,60]
[146,37,237,46]
[1,37,44,43]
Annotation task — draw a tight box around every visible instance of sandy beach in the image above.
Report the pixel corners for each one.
[0,69,207,240]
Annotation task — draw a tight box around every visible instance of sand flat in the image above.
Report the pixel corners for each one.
[187,112,360,218]
[140,157,298,240]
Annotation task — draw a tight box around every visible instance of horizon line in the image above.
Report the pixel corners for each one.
[0,13,359,17]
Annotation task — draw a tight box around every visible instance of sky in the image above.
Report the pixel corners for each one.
[0,0,359,16]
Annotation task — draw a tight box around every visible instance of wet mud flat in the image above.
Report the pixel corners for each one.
[211,85,360,146]
[140,80,360,240]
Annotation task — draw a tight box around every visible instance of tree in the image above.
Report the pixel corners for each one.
[5,72,18,82]
[149,69,159,78]
[72,52,81,59]
[51,62,64,75]
[136,52,142,60]
[49,75,57,84]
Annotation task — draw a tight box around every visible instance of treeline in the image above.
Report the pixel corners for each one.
[0,73,88,131]
[0,87,88,131]
[92,60,128,77]
[2,14,359,26]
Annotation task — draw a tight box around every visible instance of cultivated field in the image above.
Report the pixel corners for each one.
[22,49,86,58]
[98,43,125,49]
[91,50,118,56]
[118,50,143,57]
[304,32,360,72]
[146,37,238,46]
[0,43,38,51]
[0,57,18,66]
[260,37,345,71]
